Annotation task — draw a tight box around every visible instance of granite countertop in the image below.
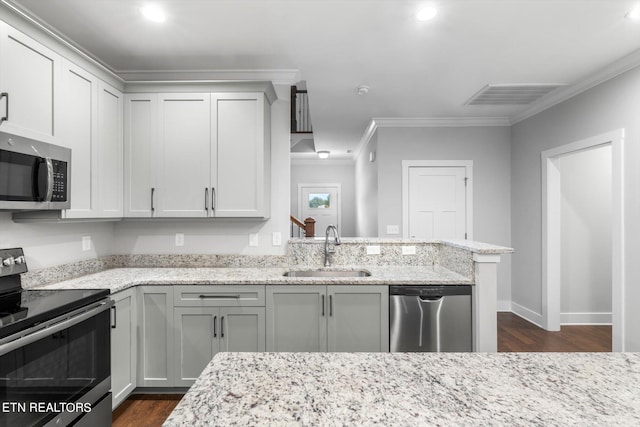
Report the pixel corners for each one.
[164,352,640,426]
[35,265,472,292]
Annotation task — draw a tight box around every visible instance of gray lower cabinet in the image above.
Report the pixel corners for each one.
[266,285,389,352]
[137,286,175,387]
[110,288,136,409]
[173,285,266,387]
[173,306,265,386]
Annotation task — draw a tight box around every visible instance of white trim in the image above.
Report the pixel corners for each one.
[541,129,625,351]
[560,312,612,325]
[401,160,473,241]
[511,49,640,124]
[297,183,342,234]
[497,300,512,312]
[118,69,300,85]
[511,302,544,328]
[374,117,511,128]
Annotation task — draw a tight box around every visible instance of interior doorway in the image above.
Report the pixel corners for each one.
[541,129,624,351]
[298,184,341,236]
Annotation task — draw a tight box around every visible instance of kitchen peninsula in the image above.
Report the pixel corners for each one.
[163,352,640,426]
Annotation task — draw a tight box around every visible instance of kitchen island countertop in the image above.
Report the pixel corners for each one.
[163,352,640,426]
[34,265,471,292]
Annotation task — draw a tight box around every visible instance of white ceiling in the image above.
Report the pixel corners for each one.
[6,0,640,158]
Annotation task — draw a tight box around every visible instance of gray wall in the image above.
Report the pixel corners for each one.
[511,65,640,350]
[354,133,378,237]
[290,161,356,237]
[559,146,612,324]
[372,126,513,305]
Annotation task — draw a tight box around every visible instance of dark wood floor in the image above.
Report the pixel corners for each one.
[111,312,612,426]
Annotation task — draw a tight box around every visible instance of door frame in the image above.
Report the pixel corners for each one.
[541,129,624,351]
[401,160,473,240]
[297,183,342,233]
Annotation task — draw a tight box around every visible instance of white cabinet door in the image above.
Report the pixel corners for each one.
[110,288,136,409]
[157,93,211,217]
[211,93,269,218]
[138,286,174,387]
[124,93,158,217]
[97,82,123,217]
[266,286,327,352]
[0,21,58,143]
[327,286,389,352]
[58,60,99,219]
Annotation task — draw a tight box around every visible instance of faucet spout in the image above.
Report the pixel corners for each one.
[324,225,341,267]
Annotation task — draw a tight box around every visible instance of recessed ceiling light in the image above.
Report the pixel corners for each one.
[626,5,640,20]
[317,151,330,159]
[141,4,166,23]
[356,85,370,95]
[416,6,438,22]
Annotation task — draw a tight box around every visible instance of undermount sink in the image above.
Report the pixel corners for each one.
[283,269,371,278]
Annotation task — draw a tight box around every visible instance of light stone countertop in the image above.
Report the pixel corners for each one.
[163,352,640,426]
[35,265,472,293]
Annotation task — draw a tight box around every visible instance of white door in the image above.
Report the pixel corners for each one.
[407,166,467,239]
[299,185,340,237]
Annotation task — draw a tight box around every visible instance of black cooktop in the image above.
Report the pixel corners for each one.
[0,288,110,340]
[0,247,110,341]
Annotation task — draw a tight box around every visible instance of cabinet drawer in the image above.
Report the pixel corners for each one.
[174,285,265,307]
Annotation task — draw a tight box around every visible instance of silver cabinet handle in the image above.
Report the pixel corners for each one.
[151,187,155,212]
[213,315,217,338]
[205,187,209,212]
[0,92,8,124]
[321,295,325,316]
[211,187,216,211]
[329,295,333,317]
[221,316,225,338]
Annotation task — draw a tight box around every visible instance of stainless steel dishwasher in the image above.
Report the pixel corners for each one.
[389,285,472,352]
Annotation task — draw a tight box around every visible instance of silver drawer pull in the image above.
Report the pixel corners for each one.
[198,294,241,299]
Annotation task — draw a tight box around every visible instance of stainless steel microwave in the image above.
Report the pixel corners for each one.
[0,131,71,210]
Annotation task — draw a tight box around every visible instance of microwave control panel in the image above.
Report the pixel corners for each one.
[51,160,67,202]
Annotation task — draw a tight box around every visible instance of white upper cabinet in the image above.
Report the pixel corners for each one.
[124,90,271,219]
[97,82,123,217]
[0,21,58,143]
[212,93,270,218]
[58,60,99,218]
[157,93,211,217]
[124,94,158,217]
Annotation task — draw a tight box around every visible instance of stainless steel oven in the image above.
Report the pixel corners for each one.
[0,248,111,427]
[0,131,70,211]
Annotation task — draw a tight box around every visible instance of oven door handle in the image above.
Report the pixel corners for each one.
[0,299,113,357]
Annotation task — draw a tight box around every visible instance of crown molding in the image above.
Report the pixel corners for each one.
[117,69,300,85]
[511,48,640,124]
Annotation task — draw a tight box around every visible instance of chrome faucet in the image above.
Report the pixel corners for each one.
[324,225,341,267]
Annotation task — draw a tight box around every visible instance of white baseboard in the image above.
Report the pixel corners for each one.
[560,312,612,325]
[510,302,544,328]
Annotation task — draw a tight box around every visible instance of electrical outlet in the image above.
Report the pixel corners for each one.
[249,233,259,247]
[366,245,381,255]
[175,233,184,247]
[272,232,282,246]
[402,246,416,255]
[386,225,400,235]
[82,236,91,251]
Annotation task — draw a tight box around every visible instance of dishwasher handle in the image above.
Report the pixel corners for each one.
[419,296,443,302]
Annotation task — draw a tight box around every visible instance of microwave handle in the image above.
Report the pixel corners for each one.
[36,158,54,202]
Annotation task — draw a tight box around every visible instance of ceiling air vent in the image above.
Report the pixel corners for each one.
[465,83,567,106]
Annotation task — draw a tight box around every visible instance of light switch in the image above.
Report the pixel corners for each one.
[386,225,400,235]
[82,236,91,251]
